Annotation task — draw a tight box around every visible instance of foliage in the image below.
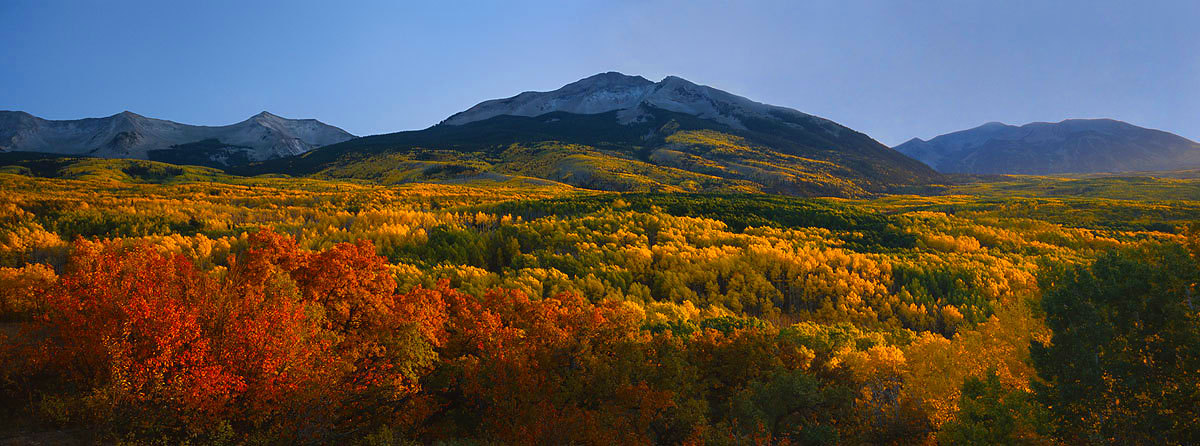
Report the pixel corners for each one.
[0,231,449,443]
[0,161,1196,444]
[1031,242,1200,446]
[936,371,1052,446]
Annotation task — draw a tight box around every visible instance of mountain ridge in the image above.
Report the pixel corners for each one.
[0,110,355,167]
[895,119,1200,174]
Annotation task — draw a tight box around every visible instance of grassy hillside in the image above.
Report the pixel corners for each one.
[0,152,236,184]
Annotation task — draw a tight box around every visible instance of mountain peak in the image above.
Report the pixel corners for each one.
[555,72,654,93]
[578,71,651,84]
[249,111,292,124]
[113,110,145,120]
[441,72,799,129]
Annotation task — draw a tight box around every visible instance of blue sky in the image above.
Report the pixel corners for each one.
[2,0,1197,145]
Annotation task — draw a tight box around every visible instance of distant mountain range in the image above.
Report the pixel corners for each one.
[894,119,1200,175]
[249,72,939,197]
[0,110,354,167]
[11,75,1196,191]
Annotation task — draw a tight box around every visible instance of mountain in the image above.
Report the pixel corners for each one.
[0,110,355,167]
[894,119,1200,174]
[445,73,822,130]
[249,72,939,197]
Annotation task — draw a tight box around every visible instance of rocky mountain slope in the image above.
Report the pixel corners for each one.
[443,72,836,130]
[0,110,355,167]
[250,72,939,197]
[895,119,1200,174]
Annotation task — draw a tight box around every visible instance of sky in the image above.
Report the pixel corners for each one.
[2,0,1198,146]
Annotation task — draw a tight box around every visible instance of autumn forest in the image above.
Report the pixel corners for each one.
[0,157,1196,446]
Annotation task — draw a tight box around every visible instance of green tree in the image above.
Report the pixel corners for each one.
[1031,243,1200,445]
[937,371,1050,446]
[730,369,850,445]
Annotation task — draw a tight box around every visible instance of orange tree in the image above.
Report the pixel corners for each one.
[0,230,449,443]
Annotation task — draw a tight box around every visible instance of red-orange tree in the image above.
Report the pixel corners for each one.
[1,230,449,443]
[12,240,241,436]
